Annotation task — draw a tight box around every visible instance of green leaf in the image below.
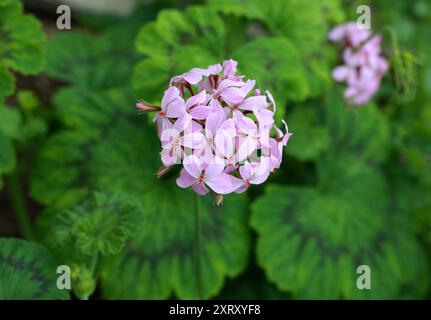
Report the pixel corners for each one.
[0,65,14,100]
[325,94,391,164]
[0,238,70,299]
[208,0,339,99]
[46,26,139,90]
[0,104,21,138]
[0,129,15,174]
[133,6,226,102]
[31,103,250,300]
[285,105,330,161]
[53,192,143,256]
[251,153,429,299]
[208,0,335,54]
[232,37,310,112]
[0,0,45,77]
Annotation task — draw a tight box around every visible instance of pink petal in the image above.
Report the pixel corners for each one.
[189,105,210,120]
[183,155,202,179]
[239,161,253,180]
[239,95,268,112]
[165,99,186,118]
[176,168,196,188]
[205,173,243,194]
[265,90,276,113]
[161,87,181,111]
[255,109,274,127]
[204,159,225,181]
[181,132,205,149]
[223,59,238,77]
[332,66,349,82]
[240,79,256,96]
[236,136,258,162]
[192,183,209,195]
[161,147,181,167]
[205,111,225,137]
[249,162,270,185]
[221,87,246,105]
[186,90,207,109]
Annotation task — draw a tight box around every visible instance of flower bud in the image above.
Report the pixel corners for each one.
[214,194,224,206]
[136,102,161,112]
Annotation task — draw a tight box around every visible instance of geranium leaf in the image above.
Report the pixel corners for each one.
[0,65,14,100]
[46,26,138,90]
[53,192,143,256]
[232,37,310,113]
[31,98,250,300]
[0,238,70,299]
[325,93,391,163]
[251,153,429,299]
[0,104,21,138]
[133,6,225,102]
[285,105,330,161]
[209,0,339,98]
[0,0,45,99]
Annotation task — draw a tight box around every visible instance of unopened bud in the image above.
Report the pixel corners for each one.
[156,166,171,178]
[214,194,223,206]
[136,102,161,112]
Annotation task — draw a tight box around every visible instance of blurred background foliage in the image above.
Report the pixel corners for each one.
[0,0,430,299]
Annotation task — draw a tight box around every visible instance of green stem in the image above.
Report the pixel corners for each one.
[6,170,34,240]
[90,251,99,276]
[194,193,204,299]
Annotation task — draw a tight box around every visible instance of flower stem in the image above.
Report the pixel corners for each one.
[90,251,99,276]
[6,170,34,240]
[194,193,204,299]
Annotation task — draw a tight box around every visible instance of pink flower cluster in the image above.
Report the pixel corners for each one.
[328,22,388,105]
[137,59,291,198]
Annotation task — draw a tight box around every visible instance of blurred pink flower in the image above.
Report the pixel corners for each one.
[329,22,388,105]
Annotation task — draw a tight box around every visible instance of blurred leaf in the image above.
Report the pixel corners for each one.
[0,65,14,100]
[133,6,226,102]
[53,192,142,256]
[209,0,326,53]
[251,153,429,299]
[31,82,250,299]
[0,105,21,138]
[0,238,69,299]
[46,25,138,91]
[0,0,45,98]
[285,106,330,161]
[0,129,15,174]
[17,89,39,112]
[232,37,310,113]
[325,93,391,164]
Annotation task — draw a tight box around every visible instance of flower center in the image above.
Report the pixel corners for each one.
[198,174,205,184]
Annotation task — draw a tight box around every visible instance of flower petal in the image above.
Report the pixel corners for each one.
[176,168,196,188]
[183,155,202,178]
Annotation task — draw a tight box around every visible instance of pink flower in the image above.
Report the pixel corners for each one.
[160,114,205,166]
[213,79,248,106]
[328,22,371,47]
[185,90,211,120]
[155,87,186,137]
[136,59,292,201]
[177,155,243,195]
[329,22,388,106]
[236,160,271,193]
